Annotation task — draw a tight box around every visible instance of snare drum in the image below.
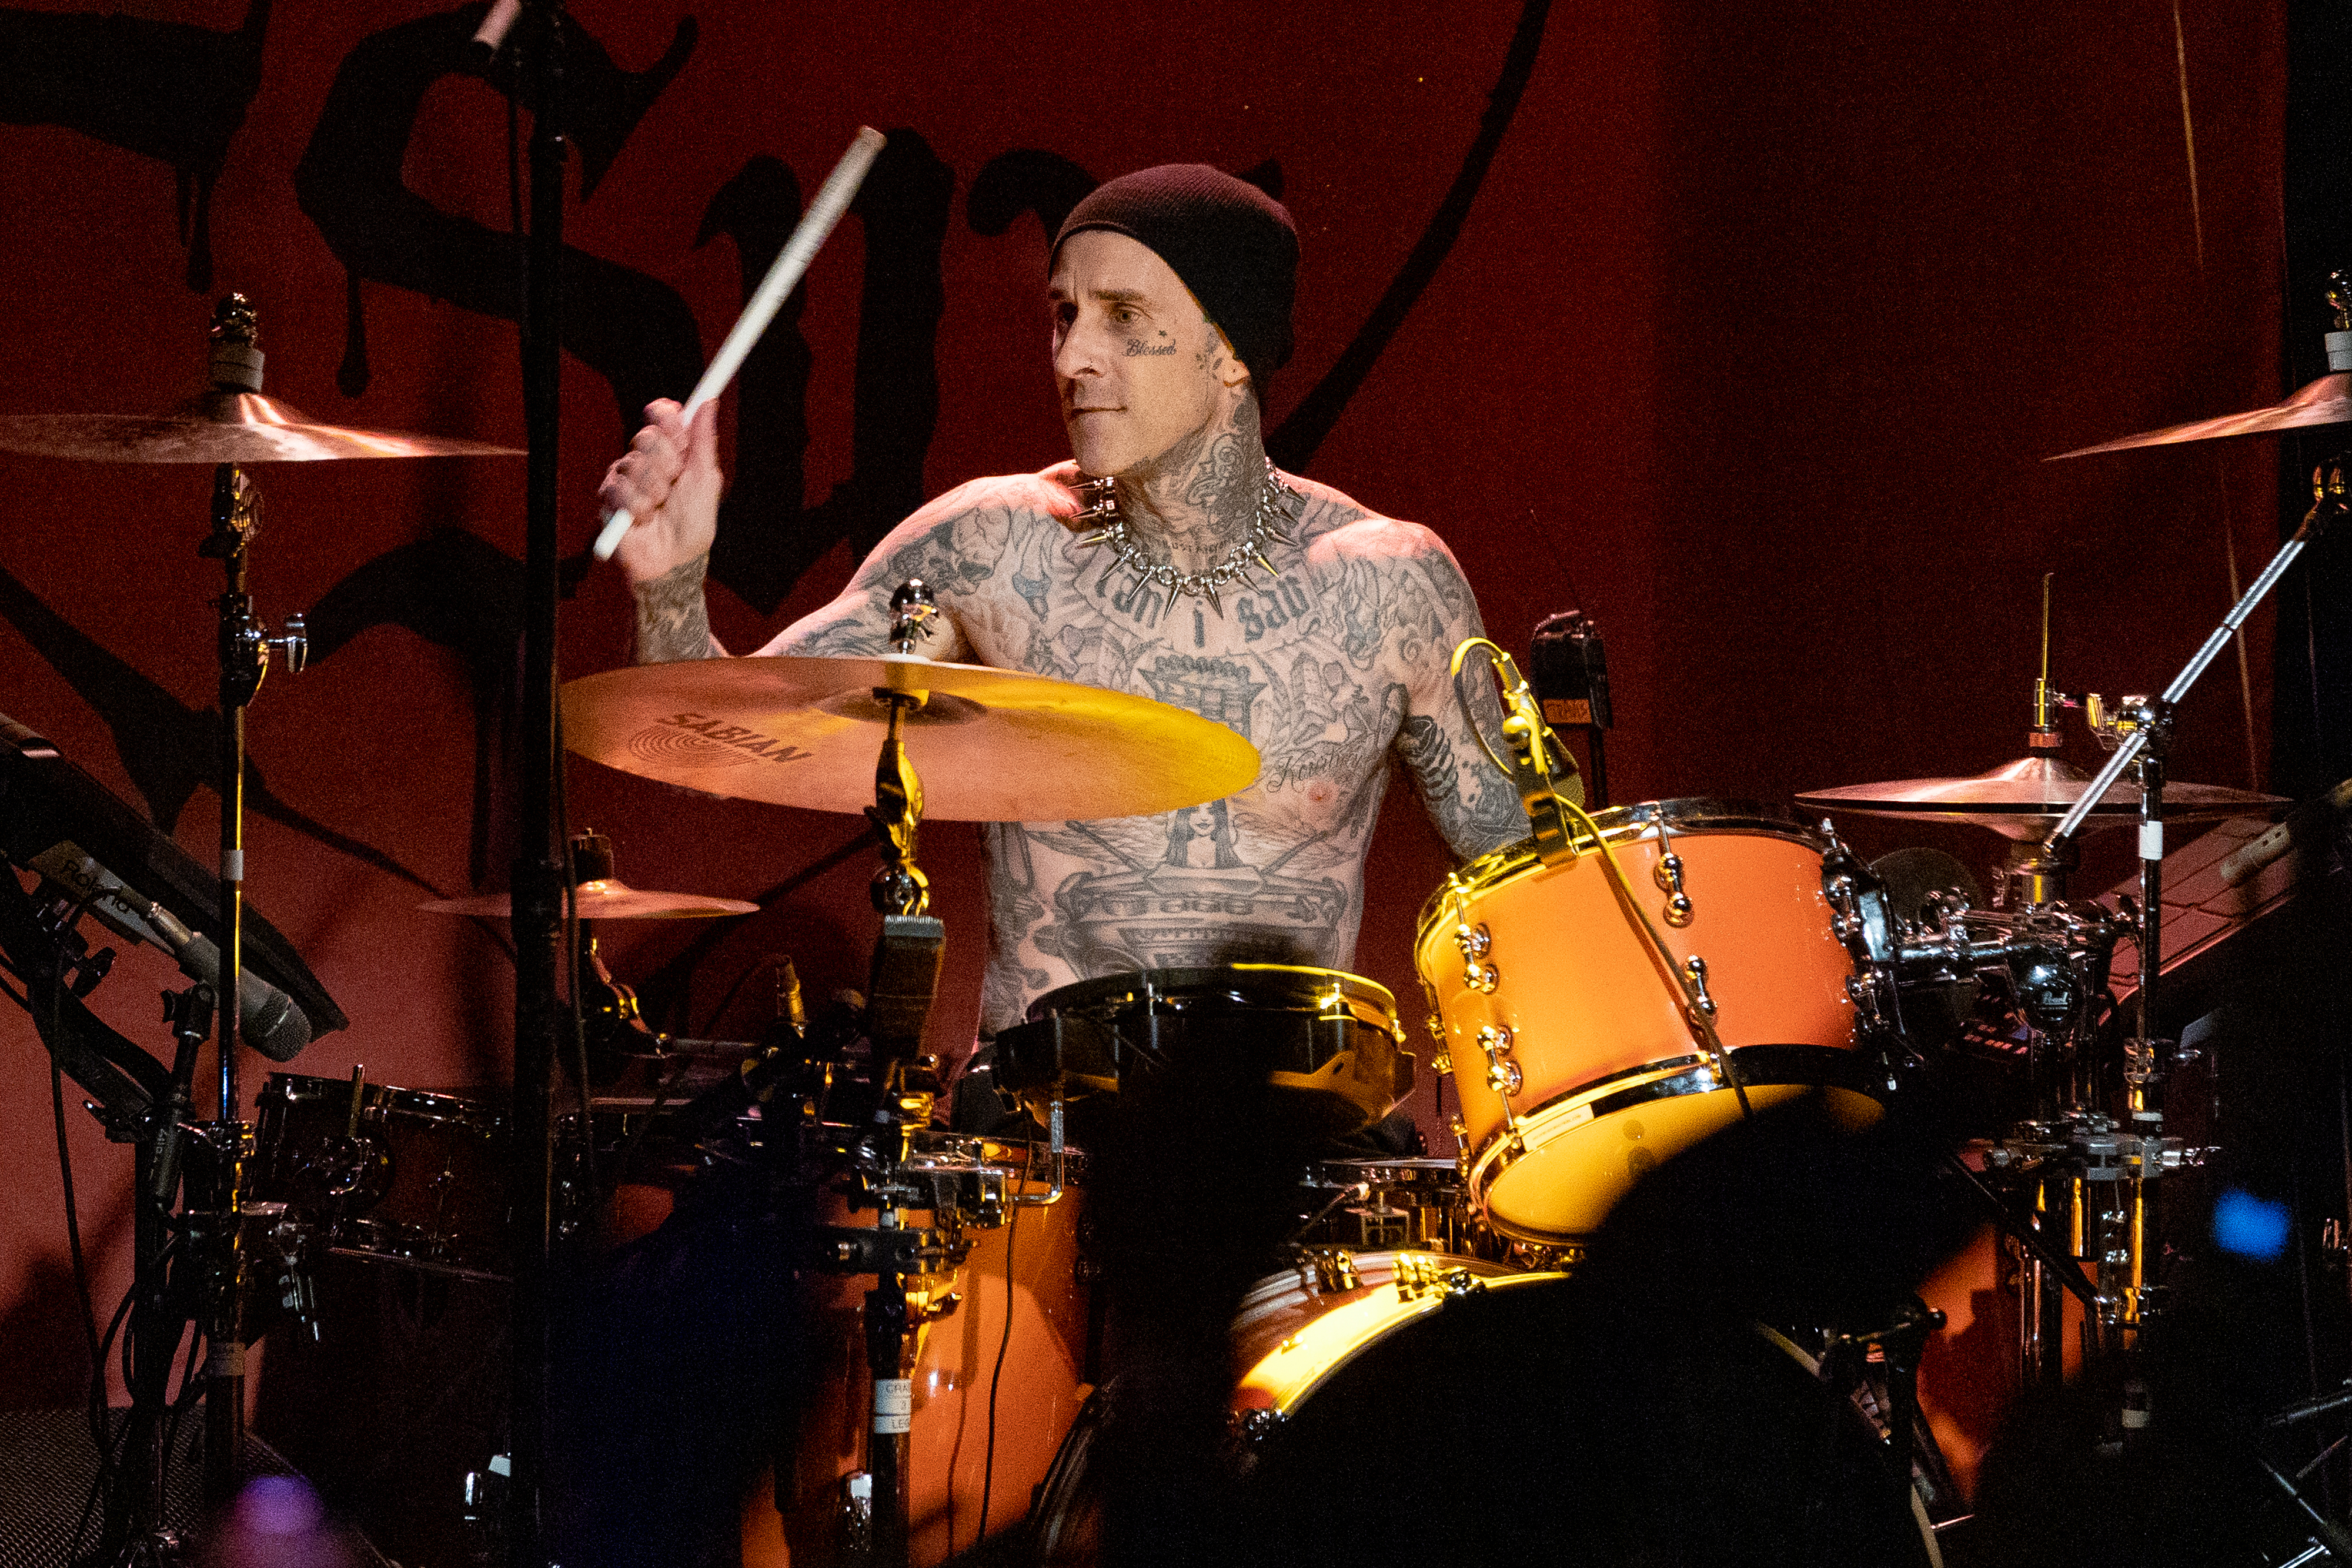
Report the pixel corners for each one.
[994,965,1412,1141]
[253,1071,508,1281]
[1415,798,1880,1241]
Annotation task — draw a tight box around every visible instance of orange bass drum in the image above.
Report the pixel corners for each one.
[1414,798,1883,1241]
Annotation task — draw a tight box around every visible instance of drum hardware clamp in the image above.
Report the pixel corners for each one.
[1391,1251,1488,1302]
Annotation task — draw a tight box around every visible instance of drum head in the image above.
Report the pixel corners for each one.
[994,965,1412,1140]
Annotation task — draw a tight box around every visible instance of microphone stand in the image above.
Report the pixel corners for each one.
[502,6,571,1562]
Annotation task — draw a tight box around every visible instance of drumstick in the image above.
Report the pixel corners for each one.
[592,124,889,563]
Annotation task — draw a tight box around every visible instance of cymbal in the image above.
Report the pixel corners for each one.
[2049,372,2352,459]
[418,879,759,921]
[0,390,522,464]
[1796,756,2288,841]
[562,655,1261,821]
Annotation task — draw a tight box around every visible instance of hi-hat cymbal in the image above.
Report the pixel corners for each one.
[2049,372,2352,460]
[1796,756,2288,841]
[0,390,522,464]
[418,879,759,920]
[562,655,1261,822]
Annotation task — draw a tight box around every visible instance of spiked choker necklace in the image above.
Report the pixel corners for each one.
[1073,459,1302,616]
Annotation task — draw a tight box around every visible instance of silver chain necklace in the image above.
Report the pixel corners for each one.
[1071,459,1302,616]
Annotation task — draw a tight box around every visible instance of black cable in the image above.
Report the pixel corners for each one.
[51,1061,103,1445]
[974,1151,1027,1546]
[72,1279,145,1559]
[697,954,788,1041]
[606,1055,690,1200]
[161,1323,208,1484]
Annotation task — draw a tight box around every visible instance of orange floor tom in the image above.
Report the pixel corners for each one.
[1415,798,1880,1241]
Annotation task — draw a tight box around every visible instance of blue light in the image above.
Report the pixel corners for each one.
[2212,1188,2291,1262]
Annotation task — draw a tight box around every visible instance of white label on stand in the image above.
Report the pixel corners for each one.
[873,1378,913,1435]
[222,849,244,881]
[2139,821,2163,862]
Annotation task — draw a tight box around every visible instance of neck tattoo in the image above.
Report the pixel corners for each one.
[1073,459,1304,617]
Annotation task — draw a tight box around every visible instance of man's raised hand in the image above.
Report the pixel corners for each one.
[598,399,723,586]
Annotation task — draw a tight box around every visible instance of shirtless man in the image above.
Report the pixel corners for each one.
[599,163,1528,1039]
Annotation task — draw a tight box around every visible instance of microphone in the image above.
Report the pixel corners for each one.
[148,907,312,1063]
[29,841,312,1062]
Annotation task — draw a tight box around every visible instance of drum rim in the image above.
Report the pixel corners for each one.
[1411,795,1826,950]
[260,1069,506,1133]
[901,1128,1091,1182]
[1462,1043,1886,1242]
[1023,963,1400,1028]
[1232,1258,1567,1417]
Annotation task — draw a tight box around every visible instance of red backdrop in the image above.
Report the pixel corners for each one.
[0,0,2285,1413]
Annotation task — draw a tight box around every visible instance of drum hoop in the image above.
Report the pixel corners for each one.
[261,1071,506,1134]
[901,1131,1091,1184]
[1023,963,1400,1032]
[1462,1044,1886,1238]
[1412,797,1826,945]
[1234,1263,1566,1417]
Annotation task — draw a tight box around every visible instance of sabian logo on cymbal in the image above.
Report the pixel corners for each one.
[625,711,815,768]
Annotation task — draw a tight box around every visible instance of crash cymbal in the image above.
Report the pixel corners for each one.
[0,390,522,464]
[1796,755,2288,841]
[418,879,759,920]
[2049,372,2352,459]
[562,655,1261,822]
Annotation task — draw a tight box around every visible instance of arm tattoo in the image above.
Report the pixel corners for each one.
[1399,714,1525,860]
[633,553,721,664]
[784,617,891,657]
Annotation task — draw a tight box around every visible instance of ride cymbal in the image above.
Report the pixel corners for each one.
[1796,756,2287,841]
[2049,372,2352,459]
[0,390,522,464]
[562,655,1261,822]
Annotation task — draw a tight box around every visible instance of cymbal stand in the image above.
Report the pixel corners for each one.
[2024,460,2351,1410]
[193,296,307,1508]
[838,580,951,1567]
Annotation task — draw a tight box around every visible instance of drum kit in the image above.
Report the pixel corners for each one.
[8,283,2352,1568]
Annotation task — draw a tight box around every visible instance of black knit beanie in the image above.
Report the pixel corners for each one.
[1053,164,1298,383]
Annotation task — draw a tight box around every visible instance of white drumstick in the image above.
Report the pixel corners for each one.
[592,124,889,562]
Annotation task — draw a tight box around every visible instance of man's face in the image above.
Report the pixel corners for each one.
[1049,229,1236,479]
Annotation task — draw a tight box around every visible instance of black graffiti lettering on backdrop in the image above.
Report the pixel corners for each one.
[1265,0,1551,472]
[0,564,437,897]
[301,527,574,894]
[967,149,1099,245]
[292,3,700,423]
[0,0,270,292]
[957,0,1545,478]
[702,132,953,613]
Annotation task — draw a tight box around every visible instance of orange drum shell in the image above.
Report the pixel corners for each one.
[1415,810,1860,1239]
[744,1158,1090,1567]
